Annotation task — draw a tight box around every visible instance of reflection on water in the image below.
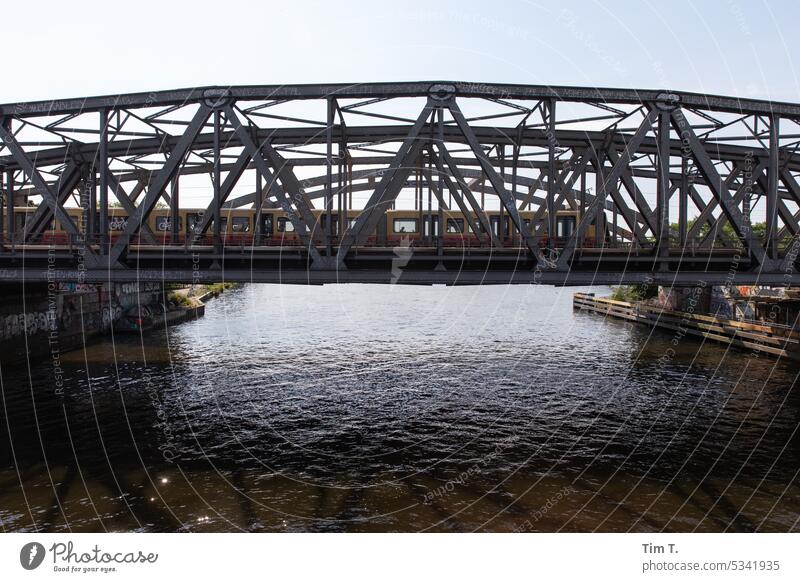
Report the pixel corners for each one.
[1,284,798,532]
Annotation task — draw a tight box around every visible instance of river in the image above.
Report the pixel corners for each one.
[1,284,798,532]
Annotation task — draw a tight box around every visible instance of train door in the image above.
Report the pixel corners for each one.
[490,216,510,239]
[320,214,339,237]
[260,214,273,238]
[556,215,576,239]
[424,215,439,238]
[376,214,387,245]
[186,213,202,238]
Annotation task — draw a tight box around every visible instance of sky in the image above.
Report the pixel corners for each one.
[1,0,798,104]
[2,0,797,221]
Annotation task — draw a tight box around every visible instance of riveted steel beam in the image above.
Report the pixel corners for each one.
[108,104,212,265]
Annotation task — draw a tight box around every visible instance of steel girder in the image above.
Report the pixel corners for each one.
[1,82,800,285]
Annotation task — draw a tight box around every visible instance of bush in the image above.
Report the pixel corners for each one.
[610,284,656,302]
[166,291,193,307]
[205,282,238,295]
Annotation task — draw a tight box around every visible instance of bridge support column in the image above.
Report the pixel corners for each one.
[767,115,780,260]
[656,285,710,313]
[99,108,109,254]
[0,168,4,245]
[6,170,14,245]
[656,109,671,269]
[213,109,222,257]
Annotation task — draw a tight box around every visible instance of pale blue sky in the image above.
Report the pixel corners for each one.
[2,0,797,103]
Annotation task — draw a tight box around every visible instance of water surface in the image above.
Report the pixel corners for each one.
[1,284,798,532]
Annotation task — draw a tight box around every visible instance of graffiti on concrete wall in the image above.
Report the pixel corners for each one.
[116,282,161,296]
[2,290,134,341]
[710,286,734,318]
[101,304,124,328]
[1,311,58,340]
[57,283,97,294]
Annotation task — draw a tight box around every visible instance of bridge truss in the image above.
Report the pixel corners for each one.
[1,81,800,285]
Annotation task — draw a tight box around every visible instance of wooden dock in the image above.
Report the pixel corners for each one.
[573,293,800,360]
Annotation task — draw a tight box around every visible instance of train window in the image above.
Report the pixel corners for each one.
[467,221,485,233]
[393,218,418,233]
[277,217,296,232]
[187,213,202,234]
[260,215,273,236]
[108,216,128,231]
[557,216,576,237]
[155,216,182,231]
[231,217,250,232]
[446,218,464,233]
[205,216,228,233]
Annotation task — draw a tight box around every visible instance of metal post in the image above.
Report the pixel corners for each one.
[547,99,557,251]
[436,148,444,253]
[339,157,353,240]
[255,163,263,245]
[0,168,4,244]
[213,109,222,254]
[87,168,96,244]
[579,167,586,226]
[171,176,179,243]
[499,146,506,243]
[5,167,12,244]
[417,158,423,237]
[437,108,446,247]
[595,156,604,246]
[348,157,353,210]
[767,115,780,259]
[2,119,11,244]
[337,155,343,241]
[613,206,618,245]
[742,162,751,234]
[511,134,519,246]
[326,97,334,256]
[657,110,671,263]
[427,153,433,243]
[680,155,688,249]
[99,108,109,253]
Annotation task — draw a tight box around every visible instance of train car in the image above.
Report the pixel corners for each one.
[11,204,605,249]
[381,208,594,248]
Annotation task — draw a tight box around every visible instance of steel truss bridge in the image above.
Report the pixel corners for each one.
[2,81,800,285]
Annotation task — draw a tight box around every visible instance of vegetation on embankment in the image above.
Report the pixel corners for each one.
[204,282,238,295]
[164,282,240,307]
[166,290,198,308]
[609,284,658,303]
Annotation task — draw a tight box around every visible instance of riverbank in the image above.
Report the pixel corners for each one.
[168,282,239,305]
[573,292,800,361]
[0,282,239,368]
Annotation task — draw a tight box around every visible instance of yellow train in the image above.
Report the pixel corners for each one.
[9,206,599,247]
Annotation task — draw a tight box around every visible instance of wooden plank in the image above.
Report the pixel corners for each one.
[573,293,799,360]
